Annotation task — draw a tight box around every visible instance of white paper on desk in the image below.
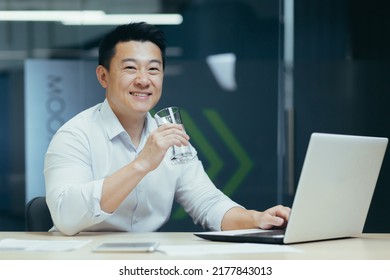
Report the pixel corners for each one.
[159,243,300,256]
[0,238,91,252]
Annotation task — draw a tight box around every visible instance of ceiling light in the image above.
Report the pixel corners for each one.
[0,10,183,25]
[62,13,183,25]
[0,10,104,22]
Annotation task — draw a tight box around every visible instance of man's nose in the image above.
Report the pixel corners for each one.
[135,71,150,86]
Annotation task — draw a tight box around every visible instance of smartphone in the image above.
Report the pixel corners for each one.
[93,242,159,252]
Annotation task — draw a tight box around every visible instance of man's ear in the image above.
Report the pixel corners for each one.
[96,65,108,88]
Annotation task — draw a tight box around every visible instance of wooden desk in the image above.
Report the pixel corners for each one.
[0,231,390,260]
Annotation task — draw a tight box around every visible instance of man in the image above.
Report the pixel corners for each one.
[44,22,290,236]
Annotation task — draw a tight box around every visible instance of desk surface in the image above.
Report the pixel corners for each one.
[0,232,389,260]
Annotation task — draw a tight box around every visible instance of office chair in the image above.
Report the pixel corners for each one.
[25,196,53,231]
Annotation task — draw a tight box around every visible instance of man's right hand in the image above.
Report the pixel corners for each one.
[135,123,190,172]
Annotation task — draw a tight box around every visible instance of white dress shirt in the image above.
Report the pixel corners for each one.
[44,99,241,235]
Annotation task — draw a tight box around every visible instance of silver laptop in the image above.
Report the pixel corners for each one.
[195,133,388,244]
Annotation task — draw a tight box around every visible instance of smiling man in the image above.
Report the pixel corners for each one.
[44,22,290,236]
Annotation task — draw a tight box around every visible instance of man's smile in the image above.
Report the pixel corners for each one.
[129,92,151,97]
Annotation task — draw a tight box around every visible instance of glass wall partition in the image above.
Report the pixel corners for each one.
[0,0,286,231]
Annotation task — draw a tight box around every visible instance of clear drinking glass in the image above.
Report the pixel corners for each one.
[154,107,194,164]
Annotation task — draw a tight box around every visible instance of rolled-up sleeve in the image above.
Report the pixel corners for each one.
[175,160,243,231]
[44,128,111,235]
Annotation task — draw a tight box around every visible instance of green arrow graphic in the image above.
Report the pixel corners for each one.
[204,109,253,197]
[167,109,253,220]
[152,108,224,178]
[181,110,224,179]
[173,110,224,219]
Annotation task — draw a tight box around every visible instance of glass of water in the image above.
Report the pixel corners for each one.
[154,106,194,164]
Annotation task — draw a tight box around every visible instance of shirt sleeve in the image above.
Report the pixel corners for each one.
[44,128,111,236]
[175,158,243,231]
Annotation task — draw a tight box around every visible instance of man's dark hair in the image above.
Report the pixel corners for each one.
[98,22,166,70]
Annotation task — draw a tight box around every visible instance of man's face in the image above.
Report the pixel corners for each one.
[100,40,164,119]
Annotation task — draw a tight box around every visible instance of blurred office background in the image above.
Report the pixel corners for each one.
[0,0,389,232]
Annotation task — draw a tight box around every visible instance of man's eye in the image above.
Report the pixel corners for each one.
[149,67,161,73]
[124,65,137,71]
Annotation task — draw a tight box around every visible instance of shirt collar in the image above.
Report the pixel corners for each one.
[145,111,158,134]
[100,99,124,140]
[100,98,157,141]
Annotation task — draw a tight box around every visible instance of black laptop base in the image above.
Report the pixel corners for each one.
[194,229,286,245]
